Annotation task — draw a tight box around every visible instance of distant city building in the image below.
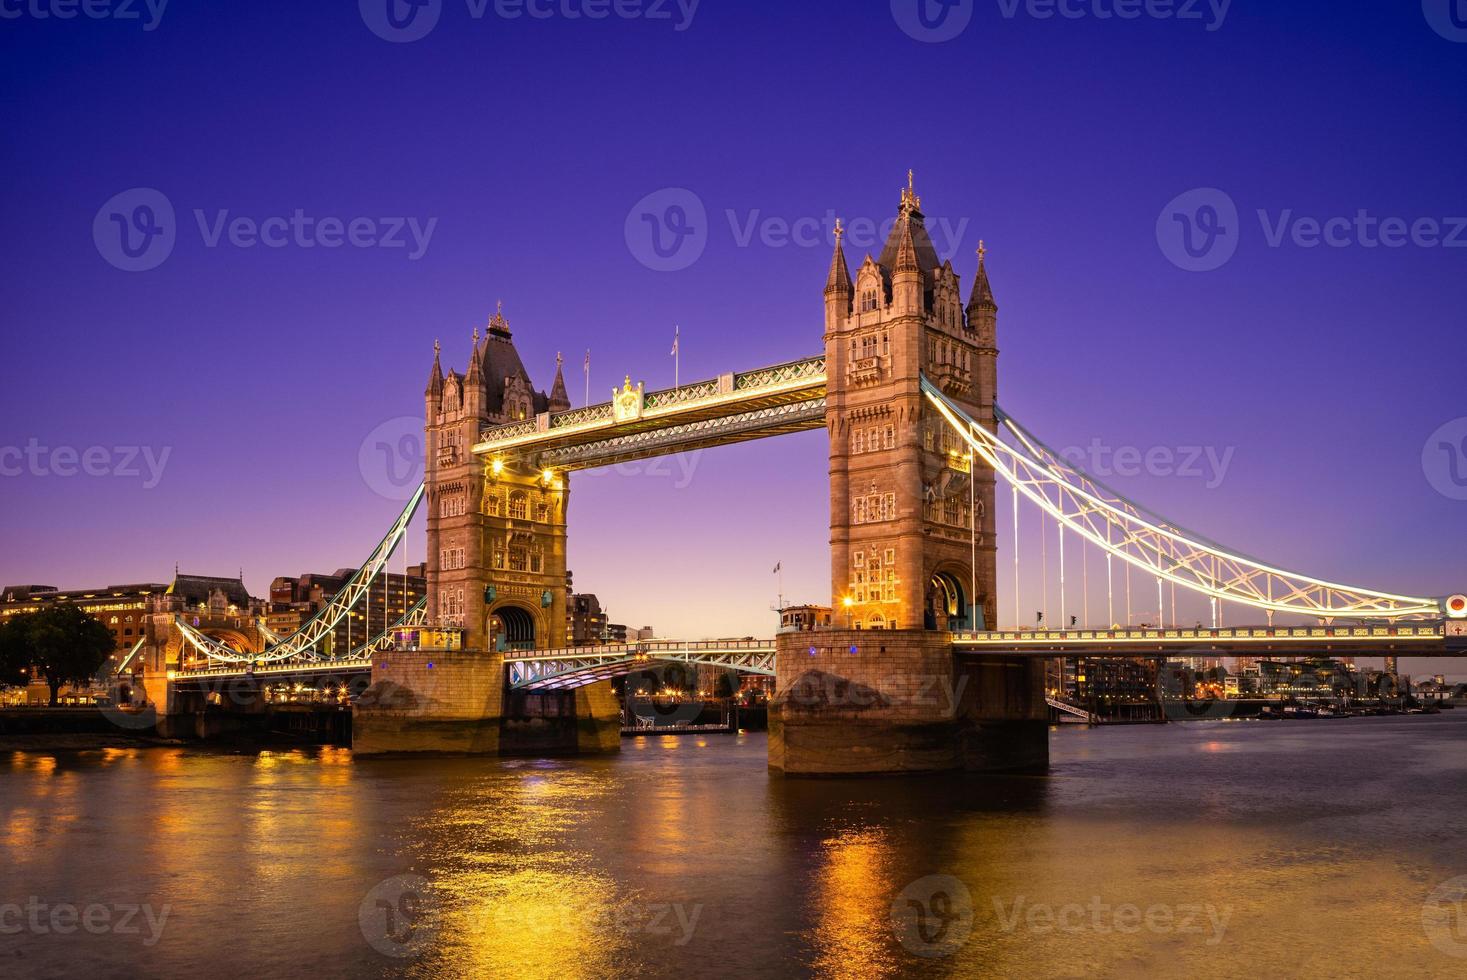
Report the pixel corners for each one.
[268,563,425,656]
[606,623,629,644]
[2,572,259,658]
[1055,657,1158,706]
[566,593,609,646]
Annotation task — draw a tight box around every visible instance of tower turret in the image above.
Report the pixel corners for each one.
[425,339,444,401]
[548,353,571,412]
[824,218,853,333]
[967,241,999,421]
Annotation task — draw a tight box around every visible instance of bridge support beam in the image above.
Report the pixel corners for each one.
[353,650,621,756]
[769,629,1047,776]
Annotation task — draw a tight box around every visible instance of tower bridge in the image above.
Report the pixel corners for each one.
[138,175,1467,774]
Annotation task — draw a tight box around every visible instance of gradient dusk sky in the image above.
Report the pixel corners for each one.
[2,1,1465,673]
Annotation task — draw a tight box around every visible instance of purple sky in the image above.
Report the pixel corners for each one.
[2,2,1465,674]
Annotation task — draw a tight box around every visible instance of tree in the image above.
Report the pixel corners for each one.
[713,671,735,700]
[8,605,115,706]
[0,617,30,689]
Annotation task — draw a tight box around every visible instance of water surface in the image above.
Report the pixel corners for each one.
[4,715,1467,978]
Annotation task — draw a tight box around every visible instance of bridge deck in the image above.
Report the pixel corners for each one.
[952,624,1461,656]
[472,356,826,469]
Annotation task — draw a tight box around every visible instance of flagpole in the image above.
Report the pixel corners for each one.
[672,325,680,388]
[584,349,590,406]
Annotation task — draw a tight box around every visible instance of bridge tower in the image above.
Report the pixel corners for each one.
[772,176,1044,776]
[423,306,572,654]
[824,174,999,632]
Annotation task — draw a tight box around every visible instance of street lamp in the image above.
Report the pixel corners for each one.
[842,595,854,628]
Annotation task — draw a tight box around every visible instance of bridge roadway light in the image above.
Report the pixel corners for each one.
[491,459,505,476]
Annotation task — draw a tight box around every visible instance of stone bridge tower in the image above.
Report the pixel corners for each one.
[823,174,999,633]
[424,305,572,654]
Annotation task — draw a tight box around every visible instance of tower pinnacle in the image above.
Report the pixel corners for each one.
[825,217,852,295]
[900,169,922,215]
[426,338,444,396]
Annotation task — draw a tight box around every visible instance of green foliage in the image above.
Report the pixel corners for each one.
[0,617,29,688]
[2,605,115,705]
[713,671,735,700]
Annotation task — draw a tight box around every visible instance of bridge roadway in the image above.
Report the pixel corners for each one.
[951,623,1466,657]
[472,355,827,470]
[167,623,1466,690]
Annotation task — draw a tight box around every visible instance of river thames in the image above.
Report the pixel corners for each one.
[4,715,1466,978]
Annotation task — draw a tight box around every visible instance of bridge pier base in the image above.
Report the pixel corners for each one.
[352,650,621,757]
[769,630,1048,777]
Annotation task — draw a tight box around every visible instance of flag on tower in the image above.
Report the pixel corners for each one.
[670,325,679,357]
[772,562,781,574]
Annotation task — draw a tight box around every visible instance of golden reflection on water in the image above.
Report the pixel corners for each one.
[4,722,1466,978]
[808,828,901,980]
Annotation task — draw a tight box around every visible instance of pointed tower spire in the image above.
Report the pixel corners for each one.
[825,218,853,295]
[548,351,570,412]
[466,327,484,385]
[426,339,444,396]
[895,218,920,274]
[967,240,996,314]
[891,215,922,315]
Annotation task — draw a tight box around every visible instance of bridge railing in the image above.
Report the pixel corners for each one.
[505,638,776,661]
[953,625,1445,644]
[476,355,827,450]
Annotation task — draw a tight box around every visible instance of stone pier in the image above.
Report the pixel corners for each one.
[768,629,1047,776]
[352,650,621,756]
